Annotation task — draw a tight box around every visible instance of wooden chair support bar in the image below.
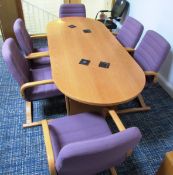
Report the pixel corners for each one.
[42,120,57,175]
[23,101,43,128]
[117,94,151,114]
[108,109,126,131]
[30,33,47,39]
[20,79,54,99]
[25,51,49,60]
[21,80,54,128]
[145,71,158,84]
[110,167,118,175]
[144,71,158,76]
[25,101,32,124]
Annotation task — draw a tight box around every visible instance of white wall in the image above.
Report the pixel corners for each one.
[128,0,173,97]
[82,0,112,19]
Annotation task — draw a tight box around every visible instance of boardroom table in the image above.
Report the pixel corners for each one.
[47,17,145,116]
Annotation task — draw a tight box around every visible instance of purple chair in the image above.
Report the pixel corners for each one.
[117,30,171,115]
[2,38,62,128]
[134,30,171,83]
[116,16,144,49]
[42,112,142,175]
[13,18,50,69]
[59,4,86,18]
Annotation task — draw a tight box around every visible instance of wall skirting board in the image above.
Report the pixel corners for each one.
[158,74,173,98]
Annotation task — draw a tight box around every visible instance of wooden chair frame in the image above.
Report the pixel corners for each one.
[25,34,48,60]
[156,151,173,175]
[114,48,159,114]
[20,52,57,128]
[116,93,151,114]
[21,79,54,128]
[30,33,47,39]
[42,109,131,175]
[116,70,159,114]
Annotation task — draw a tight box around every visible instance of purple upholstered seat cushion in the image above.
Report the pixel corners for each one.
[13,18,33,55]
[56,127,141,175]
[116,16,144,48]
[27,66,62,101]
[2,38,30,86]
[48,113,111,160]
[59,4,86,18]
[31,47,50,68]
[134,30,171,72]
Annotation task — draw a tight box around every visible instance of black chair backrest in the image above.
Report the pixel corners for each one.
[111,0,129,18]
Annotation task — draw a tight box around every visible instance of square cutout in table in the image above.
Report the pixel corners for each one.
[83,29,92,33]
[79,59,90,65]
[68,25,76,28]
[99,61,110,68]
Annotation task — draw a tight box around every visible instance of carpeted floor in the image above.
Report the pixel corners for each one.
[0,38,173,175]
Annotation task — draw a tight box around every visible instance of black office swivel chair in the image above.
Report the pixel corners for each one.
[95,0,129,30]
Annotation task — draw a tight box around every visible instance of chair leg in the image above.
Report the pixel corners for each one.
[110,167,118,175]
[23,101,42,128]
[153,75,158,84]
[116,94,151,114]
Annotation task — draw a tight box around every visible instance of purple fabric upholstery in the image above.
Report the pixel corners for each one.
[2,38,30,86]
[116,16,144,48]
[31,47,50,68]
[13,18,50,67]
[48,113,111,159]
[13,18,33,55]
[2,38,61,101]
[28,66,61,101]
[134,30,171,72]
[59,4,86,18]
[48,113,142,175]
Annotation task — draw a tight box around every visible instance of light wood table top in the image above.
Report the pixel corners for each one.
[47,17,145,106]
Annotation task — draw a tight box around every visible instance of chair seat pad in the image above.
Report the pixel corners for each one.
[27,66,62,101]
[48,113,112,159]
[31,47,50,68]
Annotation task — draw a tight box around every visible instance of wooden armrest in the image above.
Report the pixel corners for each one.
[20,79,54,99]
[108,109,126,131]
[25,51,49,60]
[42,120,56,175]
[30,33,47,39]
[126,48,135,53]
[108,109,132,156]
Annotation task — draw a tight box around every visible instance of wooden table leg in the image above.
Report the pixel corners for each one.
[65,96,70,115]
[65,97,103,115]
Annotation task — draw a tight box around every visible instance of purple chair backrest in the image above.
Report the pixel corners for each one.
[13,18,33,55]
[56,127,142,175]
[59,4,86,18]
[2,38,30,86]
[134,30,171,72]
[116,16,144,48]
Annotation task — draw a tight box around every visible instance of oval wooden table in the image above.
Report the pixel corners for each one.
[47,17,146,115]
